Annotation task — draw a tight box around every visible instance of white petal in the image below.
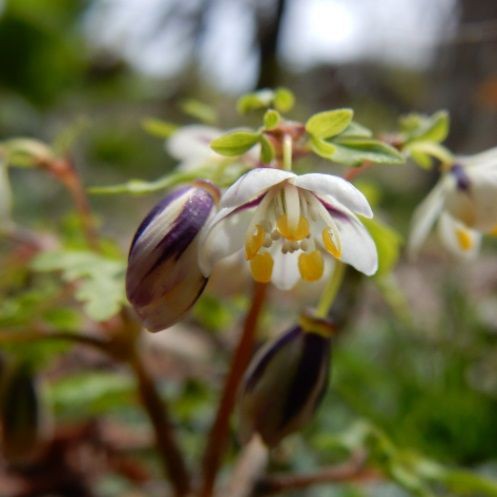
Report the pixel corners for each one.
[445,169,497,232]
[221,168,295,209]
[437,213,481,260]
[457,146,497,171]
[293,173,373,217]
[166,125,221,163]
[270,250,301,290]
[198,207,254,276]
[407,178,450,258]
[334,215,378,275]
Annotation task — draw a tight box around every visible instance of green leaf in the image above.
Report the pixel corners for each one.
[309,136,336,159]
[31,250,126,321]
[361,217,403,277]
[331,137,404,166]
[263,109,281,130]
[259,134,275,164]
[401,110,449,144]
[340,121,373,138]
[405,141,453,168]
[273,87,295,112]
[0,160,12,228]
[180,99,217,124]
[141,118,178,138]
[236,87,294,114]
[305,109,354,139]
[210,130,260,156]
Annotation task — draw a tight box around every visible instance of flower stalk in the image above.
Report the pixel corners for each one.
[200,282,269,497]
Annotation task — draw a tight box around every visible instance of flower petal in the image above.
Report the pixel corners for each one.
[198,207,254,276]
[221,168,295,210]
[332,213,378,275]
[293,173,373,217]
[457,146,497,171]
[407,177,449,258]
[167,125,221,163]
[437,213,481,260]
[270,250,301,290]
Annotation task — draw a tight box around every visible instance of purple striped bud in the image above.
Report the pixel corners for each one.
[239,314,335,447]
[126,180,220,332]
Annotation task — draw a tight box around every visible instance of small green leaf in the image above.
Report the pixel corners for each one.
[305,109,354,139]
[310,136,336,159]
[32,250,126,322]
[237,89,276,114]
[180,99,217,124]
[210,130,260,156]
[361,217,403,277]
[274,87,295,112]
[260,135,275,164]
[141,118,178,138]
[407,111,449,143]
[340,121,373,138]
[331,137,404,165]
[236,87,294,114]
[409,149,433,169]
[405,141,453,168]
[263,109,281,130]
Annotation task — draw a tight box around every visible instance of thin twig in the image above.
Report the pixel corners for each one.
[255,451,372,495]
[128,350,191,497]
[200,282,269,497]
[0,330,108,351]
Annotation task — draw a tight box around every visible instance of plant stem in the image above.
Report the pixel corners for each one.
[128,350,191,497]
[255,452,371,495]
[199,282,269,497]
[282,134,292,170]
[315,261,345,318]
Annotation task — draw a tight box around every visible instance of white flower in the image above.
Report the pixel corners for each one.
[167,125,259,171]
[408,147,497,259]
[198,169,378,290]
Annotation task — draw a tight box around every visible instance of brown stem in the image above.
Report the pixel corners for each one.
[255,452,373,495]
[128,350,191,497]
[344,161,373,182]
[199,282,269,497]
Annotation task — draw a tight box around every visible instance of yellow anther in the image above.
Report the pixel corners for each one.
[276,215,310,241]
[322,228,341,258]
[245,225,265,260]
[455,226,473,251]
[249,252,274,283]
[489,224,497,236]
[298,250,324,282]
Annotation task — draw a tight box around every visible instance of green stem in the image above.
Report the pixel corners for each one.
[282,134,292,171]
[315,262,345,318]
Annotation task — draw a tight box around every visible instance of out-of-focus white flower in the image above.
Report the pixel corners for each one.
[166,125,259,171]
[198,168,377,290]
[409,147,497,259]
[126,180,220,331]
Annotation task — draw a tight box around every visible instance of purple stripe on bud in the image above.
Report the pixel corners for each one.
[316,195,351,221]
[239,322,332,447]
[126,182,219,332]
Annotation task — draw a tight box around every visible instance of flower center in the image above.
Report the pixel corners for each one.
[244,184,342,284]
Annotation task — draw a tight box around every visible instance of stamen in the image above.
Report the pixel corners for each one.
[284,184,300,231]
[249,252,274,283]
[298,250,324,281]
[263,234,273,248]
[455,226,473,251]
[322,228,342,258]
[300,240,309,251]
[271,230,280,240]
[245,225,265,260]
[276,215,310,241]
[489,224,497,236]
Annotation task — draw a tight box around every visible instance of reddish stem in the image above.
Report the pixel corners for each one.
[199,282,269,497]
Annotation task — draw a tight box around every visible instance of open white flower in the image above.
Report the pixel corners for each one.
[408,147,497,259]
[198,169,378,290]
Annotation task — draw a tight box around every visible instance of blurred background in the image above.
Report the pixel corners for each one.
[2,0,497,496]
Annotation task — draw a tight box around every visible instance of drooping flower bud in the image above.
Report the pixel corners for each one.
[238,313,335,447]
[0,363,51,464]
[126,180,220,332]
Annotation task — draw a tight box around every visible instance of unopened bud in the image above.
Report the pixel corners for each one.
[126,180,220,331]
[239,314,335,447]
